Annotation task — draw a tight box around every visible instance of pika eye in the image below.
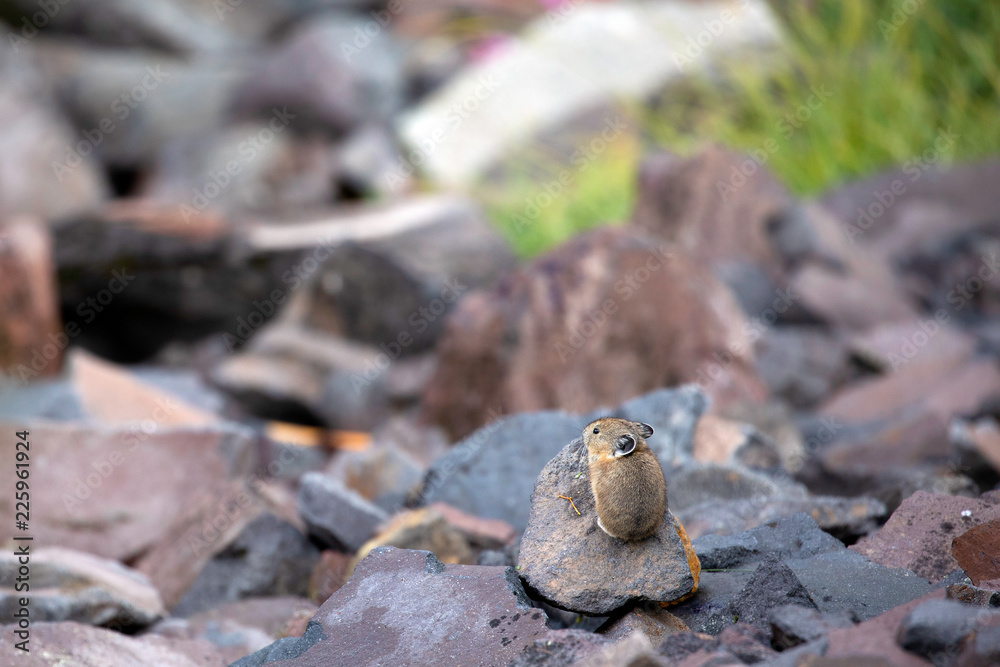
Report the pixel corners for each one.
[592,427,600,434]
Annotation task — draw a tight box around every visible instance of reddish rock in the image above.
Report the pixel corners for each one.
[351,506,476,576]
[851,491,1000,582]
[952,518,1000,588]
[0,218,62,381]
[0,422,256,563]
[308,551,351,605]
[597,605,689,642]
[422,227,766,440]
[427,501,517,547]
[790,263,920,331]
[240,547,549,665]
[0,621,226,666]
[632,146,789,273]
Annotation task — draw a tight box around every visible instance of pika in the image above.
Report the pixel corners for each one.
[583,417,666,541]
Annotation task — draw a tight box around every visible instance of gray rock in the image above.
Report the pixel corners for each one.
[326,443,424,514]
[517,438,698,615]
[596,605,688,643]
[0,378,87,421]
[693,513,843,570]
[418,386,707,533]
[171,514,319,617]
[896,598,991,664]
[234,547,549,666]
[718,555,817,632]
[0,548,164,630]
[508,629,611,667]
[768,604,853,650]
[298,472,388,551]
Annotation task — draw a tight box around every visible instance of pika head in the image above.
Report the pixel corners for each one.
[583,418,666,541]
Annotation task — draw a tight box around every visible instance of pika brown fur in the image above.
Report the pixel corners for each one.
[584,417,666,541]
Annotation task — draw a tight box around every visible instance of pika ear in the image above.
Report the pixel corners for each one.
[636,422,654,439]
[615,434,636,456]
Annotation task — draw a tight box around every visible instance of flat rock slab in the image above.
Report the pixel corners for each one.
[518,438,699,615]
[851,490,1000,582]
[953,517,1000,587]
[235,546,548,667]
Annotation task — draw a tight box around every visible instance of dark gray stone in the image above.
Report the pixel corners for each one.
[418,386,707,534]
[172,514,319,617]
[719,555,817,631]
[768,603,853,650]
[693,513,843,570]
[235,547,548,666]
[896,598,990,665]
[517,439,698,616]
[298,472,388,551]
[508,629,611,667]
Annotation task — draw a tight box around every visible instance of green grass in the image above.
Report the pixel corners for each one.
[480,0,1000,257]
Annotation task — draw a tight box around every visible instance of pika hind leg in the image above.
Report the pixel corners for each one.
[596,517,617,539]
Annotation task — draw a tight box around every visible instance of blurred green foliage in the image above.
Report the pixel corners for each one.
[485,0,1000,257]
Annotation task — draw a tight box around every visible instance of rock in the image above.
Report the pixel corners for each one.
[692,513,843,570]
[956,614,1000,666]
[231,13,404,133]
[234,547,549,666]
[0,422,256,562]
[657,632,723,663]
[754,326,851,409]
[717,554,817,631]
[517,438,700,615]
[326,443,424,513]
[171,514,319,617]
[298,472,388,551]
[822,591,946,666]
[350,506,476,576]
[953,518,1000,587]
[0,377,87,421]
[508,628,611,667]
[308,551,351,605]
[69,349,219,426]
[768,604,853,650]
[713,623,776,664]
[149,596,318,665]
[398,1,781,187]
[597,605,689,643]
[0,548,164,629]
[423,226,765,441]
[947,583,1000,608]
[851,491,1000,582]
[427,502,517,548]
[577,632,667,667]
[1,622,227,665]
[633,146,790,278]
[896,598,990,665]
[0,219,62,382]
[0,51,107,221]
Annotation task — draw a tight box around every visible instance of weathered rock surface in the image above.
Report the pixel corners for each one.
[171,514,319,617]
[418,386,707,533]
[508,628,611,667]
[953,517,1000,588]
[0,422,256,562]
[0,548,164,629]
[298,472,388,552]
[851,490,1000,582]
[0,621,227,666]
[896,598,995,665]
[596,605,689,643]
[517,438,700,615]
[234,546,549,666]
[768,603,854,650]
[718,554,817,631]
[692,513,843,570]
[422,227,765,441]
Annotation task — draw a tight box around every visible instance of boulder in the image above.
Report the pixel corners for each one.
[0,548,164,629]
[298,472,388,552]
[716,554,817,631]
[171,514,320,617]
[517,438,700,615]
[422,226,764,441]
[234,547,549,666]
[692,513,843,570]
[851,490,1000,582]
